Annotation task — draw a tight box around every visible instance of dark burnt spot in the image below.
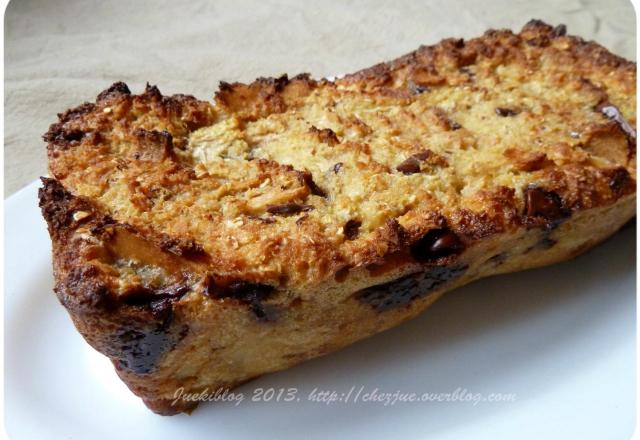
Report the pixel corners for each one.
[297,171,327,197]
[343,219,362,240]
[88,215,117,239]
[357,265,467,312]
[42,124,87,149]
[332,162,344,174]
[410,228,465,262]
[524,19,551,30]
[603,167,634,196]
[218,81,234,93]
[96,81,131,102]
[39,178,78,230]
[60,266,115,311]
[204,278,277,322]
[260,74,290,92]
[450,121,462,130]
[62,130,84,142]
[267,203,314,216]
[159,235,206,258]
[495,107,519,117]
[396,156,421,174]
[551,24,567,38]
[523,186,570,228]
[144,83,163,100]
[58,102,97,122]
[309,126,340,146]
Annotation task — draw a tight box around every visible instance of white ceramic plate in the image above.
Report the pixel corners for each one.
[5,180,636,439]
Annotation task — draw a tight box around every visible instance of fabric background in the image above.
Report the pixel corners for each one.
[4,0,636,197]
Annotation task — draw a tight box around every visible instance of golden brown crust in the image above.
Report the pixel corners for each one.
[40,20,636,415]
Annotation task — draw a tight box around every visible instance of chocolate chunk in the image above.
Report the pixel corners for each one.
[523,186,570,227]
[410,228,465,262]
[396,156,421,174]
[495,107,519,117]
[343,219,362,240]
[597,103,637,141]
[121,283,190,320]
[397,150,448,174]
[267,203,314,215]
[204,278,276,321]
[450,121,462,130]
[357,265,467,312]
[121,284,190,305]
[297,171,327,197]
[116,283,190,375]
[332,162,344,174]
[116,323,189,375]
[205,279,274,301]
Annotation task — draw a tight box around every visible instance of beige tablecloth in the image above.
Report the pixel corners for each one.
[5,0,636,197]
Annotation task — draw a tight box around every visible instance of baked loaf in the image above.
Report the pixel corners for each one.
[40,20,636,415]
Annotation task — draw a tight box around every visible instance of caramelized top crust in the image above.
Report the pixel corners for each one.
[43,20,636,294]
